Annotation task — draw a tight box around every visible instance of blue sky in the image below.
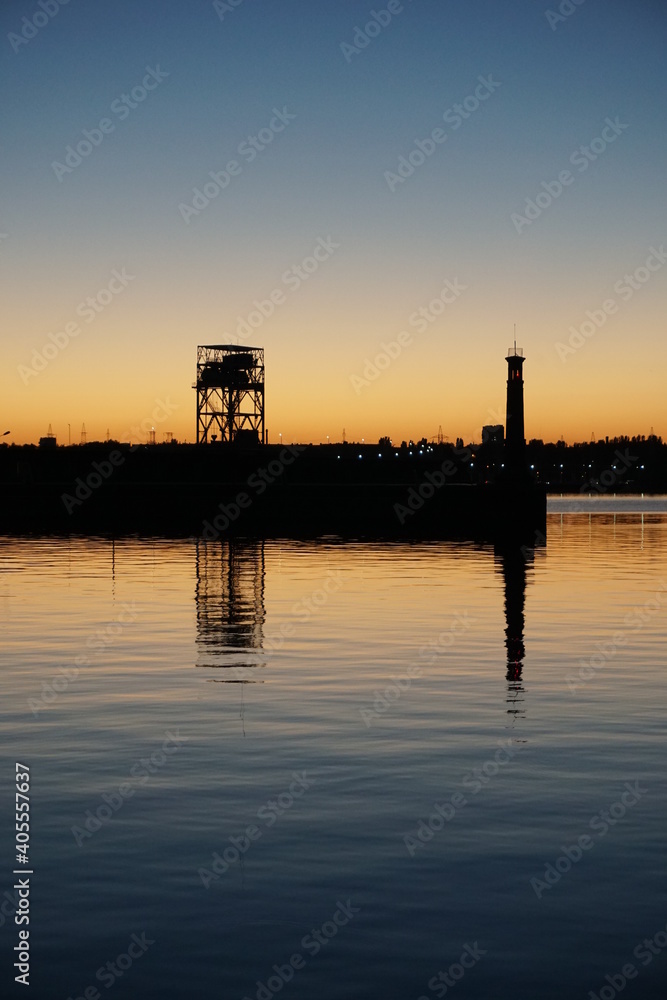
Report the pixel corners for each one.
[2,0,666,443]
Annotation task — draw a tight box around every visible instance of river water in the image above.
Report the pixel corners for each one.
[1,503,666,998]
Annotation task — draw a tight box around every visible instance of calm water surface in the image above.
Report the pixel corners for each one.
[1,508,667,998]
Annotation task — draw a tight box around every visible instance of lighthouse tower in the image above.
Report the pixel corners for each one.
[504,343,527,482]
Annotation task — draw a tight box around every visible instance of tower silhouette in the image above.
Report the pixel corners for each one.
[195,345,265,445]
[504,344,526,482]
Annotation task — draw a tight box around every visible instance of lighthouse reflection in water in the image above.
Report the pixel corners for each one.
[496,540,536,720]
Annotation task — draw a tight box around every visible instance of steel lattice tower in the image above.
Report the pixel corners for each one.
[195,345,265,444]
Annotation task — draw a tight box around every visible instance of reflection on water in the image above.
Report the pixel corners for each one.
[195,539,266,681]
[2,512,667,999]
[496,543,532,721]
[194,535,537,725]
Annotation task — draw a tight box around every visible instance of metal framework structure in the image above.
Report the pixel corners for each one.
[195,345,265,444]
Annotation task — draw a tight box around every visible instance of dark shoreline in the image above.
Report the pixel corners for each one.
[0,442,547,542]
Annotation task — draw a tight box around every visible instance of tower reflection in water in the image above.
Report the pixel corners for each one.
[495,539,540,720]
[195,539,266,686]
[194,537,539,722]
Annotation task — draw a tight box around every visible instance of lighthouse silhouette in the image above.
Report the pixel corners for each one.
[504,343,528,483]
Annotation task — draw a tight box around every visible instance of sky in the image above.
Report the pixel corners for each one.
[2,0,666,446]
